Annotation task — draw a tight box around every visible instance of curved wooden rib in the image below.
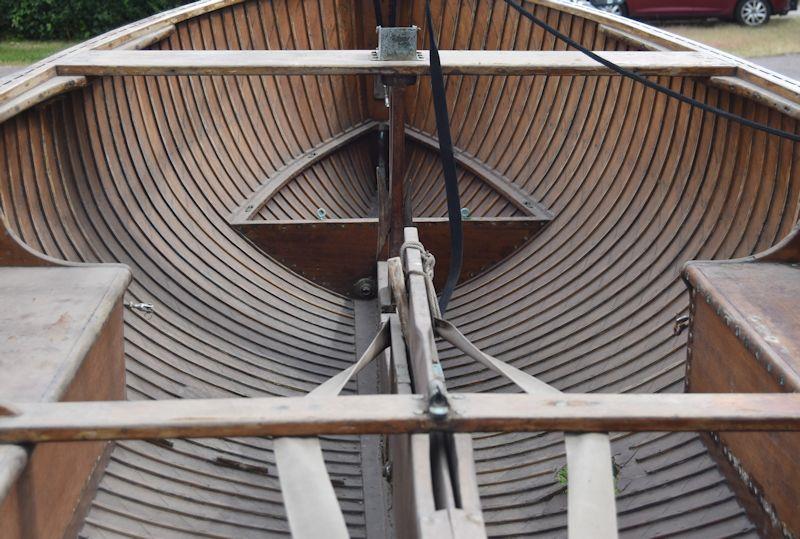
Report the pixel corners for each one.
[245,131,547,222]
[230,121,379,222]
[0,0,798,537]
[405,127,552,219]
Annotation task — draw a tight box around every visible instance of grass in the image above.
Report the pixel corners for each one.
[658,13,800,58]
[0,40,76,66]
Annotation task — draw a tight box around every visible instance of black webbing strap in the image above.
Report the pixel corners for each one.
[373,0,383,26]
[425,0,463,314]
[503,0,800,143]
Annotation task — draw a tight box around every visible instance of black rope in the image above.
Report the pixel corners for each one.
[502,0,800,143]
[389,0,398,26]
[373,0,383,26]
[425,0,463,314]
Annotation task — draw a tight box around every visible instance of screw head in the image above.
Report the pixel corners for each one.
[352,278,377,299]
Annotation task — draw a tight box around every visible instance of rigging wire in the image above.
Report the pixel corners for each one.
[424,0,463,313]
[373,0,797,314]
[502,0,800,143]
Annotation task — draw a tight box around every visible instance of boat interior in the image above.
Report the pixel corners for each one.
[0,0,798,537]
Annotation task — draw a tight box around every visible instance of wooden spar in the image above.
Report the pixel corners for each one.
[0,393,799,442]
[397,228,443,397]
[391,229,486,536]
[387,79,414,256]
[55,49,738,77]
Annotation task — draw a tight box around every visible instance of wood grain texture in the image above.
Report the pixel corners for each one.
[235,217,546,295]
[56,49,738,77]
[1,393,799,442]
[0,285,127,539]
[688,298,800,538]
[0,0,798,537]
[684,237,800,537]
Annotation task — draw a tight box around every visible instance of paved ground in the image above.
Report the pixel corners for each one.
[747,9,800,82]
[0,65,22,82]
[750,54,800,82]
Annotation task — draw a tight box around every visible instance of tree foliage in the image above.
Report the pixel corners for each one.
[0,0,192,40]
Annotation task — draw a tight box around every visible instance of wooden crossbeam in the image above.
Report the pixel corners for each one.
[55,50,737,77]
[1,393,798,443]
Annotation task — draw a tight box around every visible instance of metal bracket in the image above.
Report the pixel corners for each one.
[673,315,690,335]
[427,379,450,421]
[125,301,154,314]
[373,26,422,61]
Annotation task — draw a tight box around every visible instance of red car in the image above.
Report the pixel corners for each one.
[590,0,798,26]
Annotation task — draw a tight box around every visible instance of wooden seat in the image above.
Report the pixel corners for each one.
[683,228,800,537]
[0,219,130,539]
[686,261,800,390]
[0,266,130,402]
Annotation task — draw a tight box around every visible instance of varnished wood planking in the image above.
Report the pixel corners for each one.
[403,1,799,536]
[235,217,546,295]
[0,0,798,537]
[1,1,371,536]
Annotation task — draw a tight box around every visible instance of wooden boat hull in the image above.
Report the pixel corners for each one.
[0,0,798,537]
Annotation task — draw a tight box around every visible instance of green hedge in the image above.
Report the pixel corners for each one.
[0,0,192,40]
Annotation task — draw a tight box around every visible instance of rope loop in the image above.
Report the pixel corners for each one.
[401,240,436,280]
[401,239,442,319]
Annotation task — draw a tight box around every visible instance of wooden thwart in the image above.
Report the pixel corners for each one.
[56,50,737,77]
[1,393,799,443]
